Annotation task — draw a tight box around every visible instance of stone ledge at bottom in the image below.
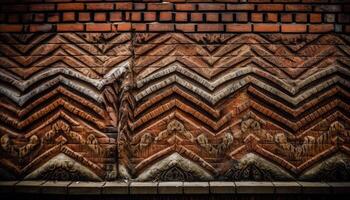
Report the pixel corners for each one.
[0,181,349,195]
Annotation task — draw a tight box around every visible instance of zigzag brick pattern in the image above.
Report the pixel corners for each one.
[0,0,349,182]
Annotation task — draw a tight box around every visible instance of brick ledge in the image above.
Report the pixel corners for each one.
[0,181,349,195]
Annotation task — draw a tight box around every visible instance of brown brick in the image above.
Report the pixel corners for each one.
[227,4,254,11]
[30,4,55,11]
[110,12,122,22]
[309,24,334,32]
[281,24,307,33]
[281,13,292,22]
[176,4,195,11]
[63,12,75,22]
[222,13,234,22]
[175,13,188,22]
[86,23,111,32]
[176,24,195,32]
[47,13,60,23]
[266,13,278,22]
[206,13,219,22]
[34,14,45,23]
[0,24,22,32]
[148,3,173,11]
[57,3,84,11]
[198,3,225,11]
[236,13,248,22]
[191,13,203,22]
[87,3,114,10]
[115,3,133,10]
[251,13,263,22]
[29,24,53,32]
[258,4,284,11]
[310,14,322,23]
[197,24,224,32]
[160,12,173,21]
[148,23,174,31]
[144,12,156,21]
[57,23,84,32]
[134,3,146,10]
[226,24,252,32]
[295,13,307,22]
[131,12,142,21]
[338,14,350,23]
[314,5,341,12]
[285,4,312,11]
[79,13,90,22]
[254,24,280,32]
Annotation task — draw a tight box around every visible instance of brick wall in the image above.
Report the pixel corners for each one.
[0,0,349,182]
[0,0,349,33]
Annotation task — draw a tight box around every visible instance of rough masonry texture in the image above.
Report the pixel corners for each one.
[0,0,349,182]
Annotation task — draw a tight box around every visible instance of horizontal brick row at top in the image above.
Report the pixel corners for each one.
[0,1,349,33]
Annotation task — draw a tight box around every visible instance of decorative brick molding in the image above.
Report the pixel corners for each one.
[0,0,349,182]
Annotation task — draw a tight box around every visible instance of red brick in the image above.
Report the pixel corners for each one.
[191,13,203,22]
[131,12,142,21]
[281,24,307,33]
[110,12,122,22]
[79,12,90,22]
[57,3,84,11]
[197,24,224,32]
[251,13,263,22]
[281,13,292,22]
[34,14,45,23]
[175,4,195,11]
[57,23,84,32]
[309,24,334,33]
[222,13,234,22]
[175,24,195,32]
[175,13,188,22]
[132,23,146,31]
[134,3,146,10]
[115,23,132,31]
[86,23,111,32]
[227,4,255,11]
[86,3,114,10]
[94,13,106,22]
[310,13,322,23]
[206,13,219,22]
[160,12,173,21]
[266,13,278,22]
[285,4,312,11]
[236,13,248,22]
[226,24,252,32]
[149,23,174,31]
[30,4,55,11]
[258,4,284,11]
[198,3,225,11]
[29,24,53,32]
[253,24,280,32]
[0,24,22,32]
[115,3,133,10]
[148,3,173,11]
[47,13,60,22]
[144,12,156,21]
[295,13,307,22]
[63,12,75,22]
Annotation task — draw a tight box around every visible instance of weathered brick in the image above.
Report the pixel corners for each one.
[87,3,114,11]
[63,12,75,22]
[148,23,174,31]
[258,4,284,11]
[309,24,334,32]
[57,3,84,11]
[206,13,219,22]
[30,4,55,11]
[159,12,173,21]
[175,24,195,32]
[148,3,173,11]
[110,12,122,22]
[0,24,23,32]
[57,23,84,32]
[227,4,255,11]
[198,3,225,11]
[176,4,196,11]
[197,24,224,32]
[226,24,252,32]
[144,12,156,21]
[175,13,188,22]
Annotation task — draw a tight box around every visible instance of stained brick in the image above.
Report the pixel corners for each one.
[86,23,111,32]
[0,24,23,32]
[57,3,84,11]
[258,4,284,11]
[198,3,225,11]
[309,24,334,32]
[281,24,307,32]
[226,24,252,32]
[148,23,174,31]
[197,24,224,32]
[86,3,114,11]
[57,23,84,32]
[254,24,280,32]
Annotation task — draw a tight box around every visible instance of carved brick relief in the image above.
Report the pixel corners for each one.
[0,33,349,181]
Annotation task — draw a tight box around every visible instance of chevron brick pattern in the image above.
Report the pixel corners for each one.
[0,0,349,182]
